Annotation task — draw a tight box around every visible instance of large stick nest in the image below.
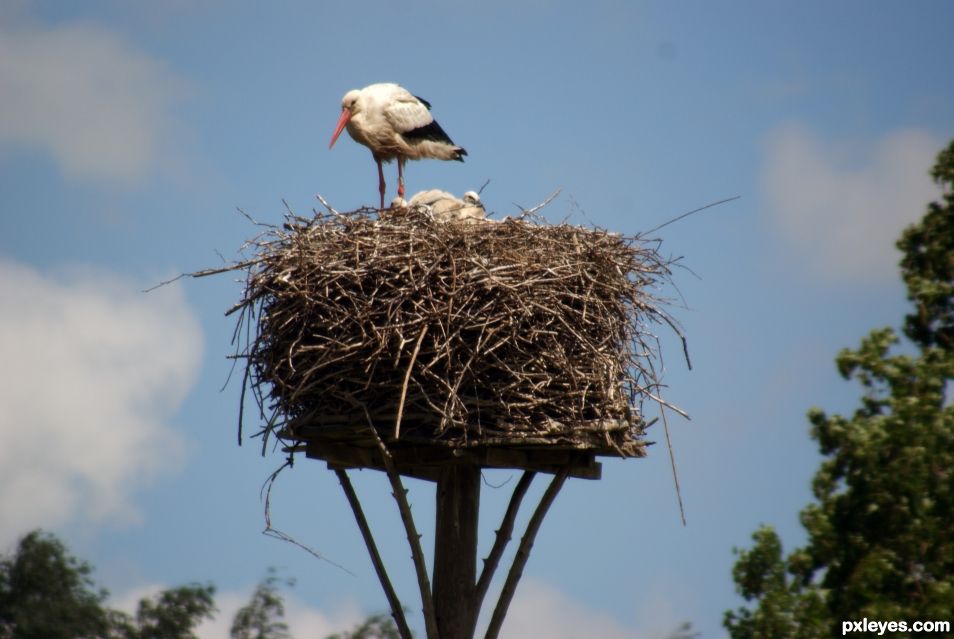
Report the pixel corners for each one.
[221,200,683,458]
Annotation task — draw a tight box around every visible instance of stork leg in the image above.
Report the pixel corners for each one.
[375,156,386,209]
[397,157,406,200]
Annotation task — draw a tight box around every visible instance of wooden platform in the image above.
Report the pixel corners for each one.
[282,418,648,481]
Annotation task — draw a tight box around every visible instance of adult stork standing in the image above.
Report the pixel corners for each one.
[328,83,467,209]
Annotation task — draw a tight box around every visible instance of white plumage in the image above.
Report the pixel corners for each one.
[394,189,487,224]
[329,83,466,208]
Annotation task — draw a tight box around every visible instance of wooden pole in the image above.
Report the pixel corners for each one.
[433,463,481,639]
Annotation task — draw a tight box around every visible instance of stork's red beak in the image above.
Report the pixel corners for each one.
[329,108,351,149]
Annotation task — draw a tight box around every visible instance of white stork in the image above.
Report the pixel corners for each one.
[399,189,487,223]
[328,83,467,209]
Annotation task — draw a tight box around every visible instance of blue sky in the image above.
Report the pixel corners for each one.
[1,1,952,637]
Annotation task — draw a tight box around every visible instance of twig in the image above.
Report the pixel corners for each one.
[643,195,740,235]
[142,273,186,293]
[315,192,341,216]
[335,468,413,639]
[237,360,250,445]
[660,405,687,526]
[485,468,569,639]
[394,324,429,439]
[195,258,265,281]
[644,390,690,419]
[519,188,563,216]
[237,206,274,228]
[260,459,353,574]
[475,471,536,613]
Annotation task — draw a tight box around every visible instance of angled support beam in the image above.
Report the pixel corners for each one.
[366,419,440,639]
[334,468,413,639]
[484,468,569,639]
[474,471,536,612]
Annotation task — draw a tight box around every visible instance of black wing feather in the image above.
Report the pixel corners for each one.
[402,119,456,146]
[405,94,467,160]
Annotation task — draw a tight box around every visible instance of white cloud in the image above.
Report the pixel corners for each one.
[0,17,187,184]
[0,259,202,546]
[489,577,684,639]
[763,124,942,282]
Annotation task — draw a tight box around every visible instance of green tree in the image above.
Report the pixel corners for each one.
[898,140,954,352]
[117,584,216,639]
[0,529,410,639]
[0,530,214,639]
[230,569,293,639]
[0,530,113,639]
[724,141,954,637]
[323,613,402,639]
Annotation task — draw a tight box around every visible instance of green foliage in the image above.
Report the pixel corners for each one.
[323,613,402,639]
[0,531,403,639]
[230,569,294,639]
[723,526,825,639]
[0,531,213,639]
[803,333,954,622]
[120,584,217,639]
[898,139,954,352]
[0,530,113,639]
[725,141,954,636]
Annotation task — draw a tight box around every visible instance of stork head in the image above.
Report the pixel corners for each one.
[329,89,361,149]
